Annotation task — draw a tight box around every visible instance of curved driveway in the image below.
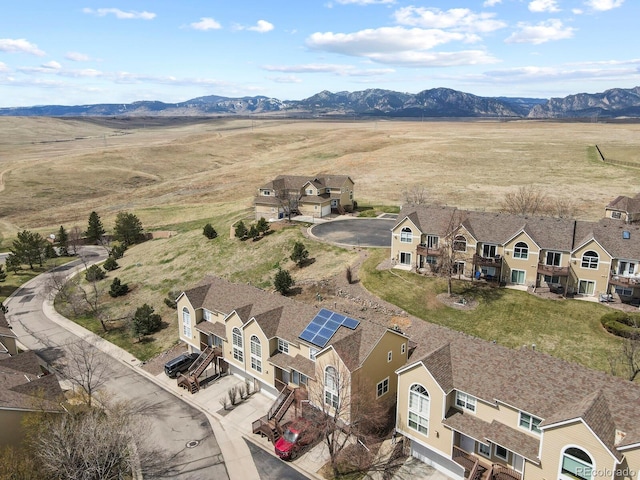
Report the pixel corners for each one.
[310,218,396,247]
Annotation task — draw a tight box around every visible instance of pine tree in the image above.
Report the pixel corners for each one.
[103,257,119,271]
[86,211,105,244]
[256,217,270,236]
[57,225,69,256]
[274,268,294,295]
[0,264,6,282]
[234,220,248,240]
[290,241,309,267]
[113,212,144,246]
[203,223,218,239]
[108,277,129,298]
[130,304,162,340]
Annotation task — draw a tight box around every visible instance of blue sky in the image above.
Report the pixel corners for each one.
[0,0,637,107]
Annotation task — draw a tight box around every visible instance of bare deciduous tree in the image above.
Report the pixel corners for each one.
[401,185,430,206]
[59,340,110,408]
[549,197,582,219]
[307,352,395,478]
[500,185,548,216]
[437,208,466,296]
[68,226,83,256]
[273,177,301,221]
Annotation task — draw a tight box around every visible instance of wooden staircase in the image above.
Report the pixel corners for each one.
[252,386,295,443]
[177,346,219,394]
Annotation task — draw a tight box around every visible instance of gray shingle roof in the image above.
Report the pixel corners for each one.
[260,174,352,192]
[183,276,392,371]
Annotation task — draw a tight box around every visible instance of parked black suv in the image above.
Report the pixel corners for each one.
[164,352,199,378]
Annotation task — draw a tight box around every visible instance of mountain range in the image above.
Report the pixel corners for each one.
[2,86,640,119]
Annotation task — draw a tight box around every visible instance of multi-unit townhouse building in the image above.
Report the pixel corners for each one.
[254,174,355,220]
[390,204,640,302]
[176,276,408,418]
[395,320,640,480]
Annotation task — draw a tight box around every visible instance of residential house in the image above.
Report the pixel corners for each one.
[606,194,640,223]
[0,350,65,445]
[390,204,640,302]
[176,276,408,420]
[254,174,355,220]
[395,321,640,480]
[0,311,18,358]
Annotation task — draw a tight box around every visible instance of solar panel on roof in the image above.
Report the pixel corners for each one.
[298,309,362,348]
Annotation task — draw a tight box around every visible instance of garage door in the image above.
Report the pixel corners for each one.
[321,204,331,217]
[410,441,464,480]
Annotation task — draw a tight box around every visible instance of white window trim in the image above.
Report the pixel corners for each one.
[581,251,599,269]
[250,335,262,373]
[182,307,191,338]
[455,391,477,413]
[477,442,491,459]
[377,377,389,398]
[559,446,595,480]
[387,351,393,363]
[278,338,289,354]
[202,309,212,321]
[400,227,413,243]
[494,444,509,462]
[513,242,529,259]
[408,383,430,436]
[519,411,542,434]
[324,366,339,409]
[401,343,406,354]
[232,327,243,363]
[510,269,526,285]
[309,348,318,361]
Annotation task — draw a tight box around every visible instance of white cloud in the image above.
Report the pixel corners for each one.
[393,7,506,33]
[82,8,156,20]
[269,75,303,84]
[262,63,395,76]
[42,61,62,70]
[0,38,45,56]
[505,19,575,44]
[585,0,624,11]
[248,20,274,33]
[483,0,502,6]
[65,52,90,62]
[333,0,395,4]
[190,17,222,31]
[0,62,8,72]
[529,0,560,13]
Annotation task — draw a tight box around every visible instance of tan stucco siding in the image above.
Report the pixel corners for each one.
[312,350,352,423]
[535,421,618,480]
[224,312,246,371]
[243,321,273,387]
[255,204,280,221]
[357,331,408,404]
[391,218,421,268]
[616,449,640,480]
[299,200,331,218]
[177,296,200,349]
[572,240,613,296]
[503,232,540,285]
[397,364,453,459]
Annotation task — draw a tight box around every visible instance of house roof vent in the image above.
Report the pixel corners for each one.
[623,230,631,239]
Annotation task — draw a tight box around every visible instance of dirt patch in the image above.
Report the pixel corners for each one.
[436,293,479,311]
[140,342,188,376]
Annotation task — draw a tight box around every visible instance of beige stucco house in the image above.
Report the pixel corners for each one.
[395,322,640,480]
[176,276,408,421]
[390,204,640,302]
[254,174,355,220]
[606,194,640,223]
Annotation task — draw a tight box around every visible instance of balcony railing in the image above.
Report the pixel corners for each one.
[473,254,503,268]
[417,244,442,257]
[609,274,640,287]
[537,263,570,277]
[492,464,522,480]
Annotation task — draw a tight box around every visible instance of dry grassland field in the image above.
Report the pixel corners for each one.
[2,116,640,363]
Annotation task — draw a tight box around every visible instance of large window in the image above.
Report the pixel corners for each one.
[546,251,561,266]
[482,244,497,258]
[278,338,289,354]
[455,391,476,412]
[202,309,212,321]
[617,261,636,276]
[581,251,599,269]
[400,252,412,265]
[513,242,529,259]
[324,366,339,409]
[182,307,191,338]
[292,370,308,386]
[578,280,595,296]
[377,377,389,397]
[519,412,542,434]
[453,235,467,252]
[426,235,439,248]
[561,447,593,480]
[400,227,413,243]
[232,327,243,362]
[494,444,509,461]
[408,384,429,435]
[510,269,526,285]
[250,335,262,373]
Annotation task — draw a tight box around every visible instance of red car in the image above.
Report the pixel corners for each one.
[274,419,316,460]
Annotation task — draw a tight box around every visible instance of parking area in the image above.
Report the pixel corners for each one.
[309,217,396,247]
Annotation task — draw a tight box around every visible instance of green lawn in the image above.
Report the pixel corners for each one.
[360,249,622,373]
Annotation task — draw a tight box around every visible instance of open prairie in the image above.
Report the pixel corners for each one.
[1,116,640,245]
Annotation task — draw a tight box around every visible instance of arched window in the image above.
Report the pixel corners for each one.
[560,447,593,480]
[400,227,413,243]
[250,335,262,373]
[408,384,430,435]
[324,366,339,409]
[513,241,529,259]
[182,307,191,338]
[232,327,243,362]
[453,235,467,252]
[581,251,599,269]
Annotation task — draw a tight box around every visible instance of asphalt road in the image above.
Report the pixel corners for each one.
[4,248,229,480]
[310,218,396,247]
